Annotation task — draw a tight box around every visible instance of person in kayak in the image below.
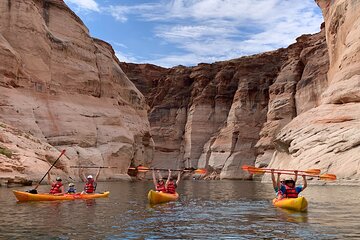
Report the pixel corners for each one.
[152,170,166,192]
[80,167,101,194]
[271,170,285,199]
[165,169,181,194]
[67,183,76,194]
[47,175,64,195]
[278,171,307,198]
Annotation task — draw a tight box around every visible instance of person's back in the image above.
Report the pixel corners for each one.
[166,179,176,194]
[84,175,96,193]
[79,167,101,194]
[67,183,76,194]
[49,177,64,194]
[156,180,166,192]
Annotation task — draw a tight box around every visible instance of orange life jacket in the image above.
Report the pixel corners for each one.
[284,185,298,198]
[50,182,63,194]
[84,180,96,193]
[166,181,176,194]
[156,183,166,192]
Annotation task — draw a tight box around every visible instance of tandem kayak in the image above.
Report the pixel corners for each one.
[272,196,308,212]
[13,190,110,202]
[147,190,179,204]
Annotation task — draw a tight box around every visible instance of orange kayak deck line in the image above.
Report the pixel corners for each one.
[272,196,308,212]
[147,190,179,204]
[13,190,110,202]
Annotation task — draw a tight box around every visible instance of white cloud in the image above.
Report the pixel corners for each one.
[107,0,323,67]
[115,51,140,63]
[64,0,100,12]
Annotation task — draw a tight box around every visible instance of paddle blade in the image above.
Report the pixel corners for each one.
[319,174,337,181]
[304,169,321,175]
[137,166,150,172]
[241,165,251,171]
[26,189,38,194]
[247,168,266,175]
[194,169,207,174]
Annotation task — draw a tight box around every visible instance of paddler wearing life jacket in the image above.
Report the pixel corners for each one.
[152,170,166,192]
[80,167,101,194]
[165,169,181,194]
[67,183,76,194]
[47,174,65,195]
[278,171,307,198]
[271,170,285,199]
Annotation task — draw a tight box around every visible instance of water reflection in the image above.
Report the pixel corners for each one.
[0,181,359,239]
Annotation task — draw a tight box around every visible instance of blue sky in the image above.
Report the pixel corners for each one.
[63,0,323,68]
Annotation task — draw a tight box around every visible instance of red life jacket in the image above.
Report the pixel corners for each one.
[166,181,176,194]
[284,185,298,198]
[50,182,63,194]
[156,183,166,192]
[84,180,96,193]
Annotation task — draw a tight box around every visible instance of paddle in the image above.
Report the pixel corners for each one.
[242,165,320,175]
[132,166,207,174]
[71,165,206,174]
[27,149,66,194]
[70,166,118,169]
[246,168,337,181]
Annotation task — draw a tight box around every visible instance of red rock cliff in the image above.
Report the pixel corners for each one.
[265,0,360,183]
[121,26,330,179]
[0,0,153,183]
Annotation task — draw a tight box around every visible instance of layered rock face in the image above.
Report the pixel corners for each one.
[265,0,360,182]
[0,0,153,183]
[122,27,331,179]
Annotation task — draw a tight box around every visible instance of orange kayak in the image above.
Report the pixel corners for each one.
[147,190,179,204]
[13,190,110,202]
[272,196,308,212]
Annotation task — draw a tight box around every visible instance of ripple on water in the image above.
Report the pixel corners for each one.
[1,181,359,239]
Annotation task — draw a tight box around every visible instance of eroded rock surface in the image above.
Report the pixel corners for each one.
[0,0,153,182]
[264,0,360,182]
[122,27,331,179]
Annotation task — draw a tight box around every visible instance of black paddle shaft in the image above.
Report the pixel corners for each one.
[33,150,66,190]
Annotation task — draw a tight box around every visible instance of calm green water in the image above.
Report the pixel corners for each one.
[0,180,359,239]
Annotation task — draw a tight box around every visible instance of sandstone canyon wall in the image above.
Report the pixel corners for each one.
[1,0,359,184]
[0,0,153,184]
[264,0,360,183]
[123,0,360,182]
[122,26,331,179]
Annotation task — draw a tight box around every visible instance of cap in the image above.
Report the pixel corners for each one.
[68,183,75,187]
[87,175,93,179]
[56,177,62,181]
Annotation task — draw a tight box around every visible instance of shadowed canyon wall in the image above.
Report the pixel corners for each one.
[0,0,153,184]
[121,25,331,179]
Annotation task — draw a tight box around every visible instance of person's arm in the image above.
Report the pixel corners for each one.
[294,170,298,183]
[157,170,163,180]
[277,173,282,189]
[152,170,157,187]
[166,169,171,187]
[175,171,181,186]
[60,185,65,194]
[302,175,307,191]
[271,169,276,188]
[95,167,101,181]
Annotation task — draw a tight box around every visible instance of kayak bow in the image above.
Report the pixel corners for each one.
[147,190,179,204]
[272,196,308,212]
